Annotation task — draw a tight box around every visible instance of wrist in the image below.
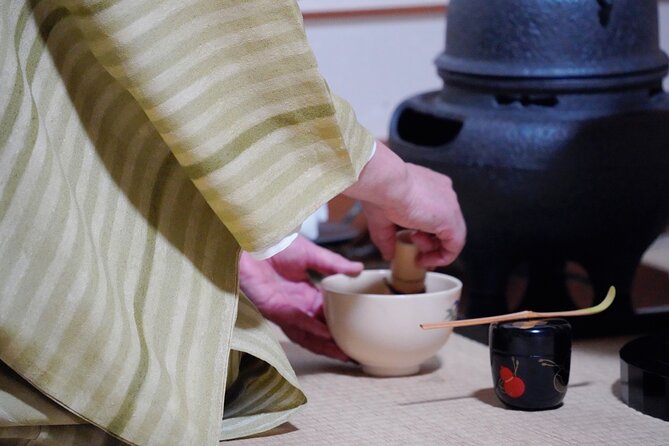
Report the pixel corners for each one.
[343,140,411,210]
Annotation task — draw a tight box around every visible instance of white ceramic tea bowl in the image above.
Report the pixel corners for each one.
[322,269,462,377]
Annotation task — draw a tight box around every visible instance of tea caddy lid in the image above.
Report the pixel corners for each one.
[489,318,572,357]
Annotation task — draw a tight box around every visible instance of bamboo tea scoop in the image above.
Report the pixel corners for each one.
[387,230,426,294]
[420,286,616,330]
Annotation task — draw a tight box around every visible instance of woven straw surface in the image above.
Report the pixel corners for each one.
[228,331,669,445]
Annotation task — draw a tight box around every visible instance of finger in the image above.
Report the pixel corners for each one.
[454,216,467,255]
[415,219,466,267]
[303,287,324,317]
[314,304,326,323]
[274,306,332,339]
[282,327,350,362]
[410,231,441,254]
[365,212,396,261]
[306,244,364,277]
[417,249,458,268]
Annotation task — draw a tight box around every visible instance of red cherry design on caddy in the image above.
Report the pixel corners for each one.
[504,374,526,398]
[500,360,526,398]
[500,365,514,382]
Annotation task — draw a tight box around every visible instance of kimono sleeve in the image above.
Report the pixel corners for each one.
[65,0,375,252]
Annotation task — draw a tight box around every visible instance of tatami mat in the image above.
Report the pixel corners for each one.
[228,330,669,445]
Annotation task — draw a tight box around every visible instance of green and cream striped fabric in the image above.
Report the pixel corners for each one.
[0,0,373,444]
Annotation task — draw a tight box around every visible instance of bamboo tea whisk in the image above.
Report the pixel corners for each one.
[388,230,426,294]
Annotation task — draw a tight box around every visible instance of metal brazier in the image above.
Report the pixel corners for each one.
[389,0,669,324]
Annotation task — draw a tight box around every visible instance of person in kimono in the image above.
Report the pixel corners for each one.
[0,0,465,444]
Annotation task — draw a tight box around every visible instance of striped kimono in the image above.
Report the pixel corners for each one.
[0,0,373,444]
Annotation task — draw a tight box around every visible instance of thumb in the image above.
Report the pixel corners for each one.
[274,306,333,339]
[306,244,364,277]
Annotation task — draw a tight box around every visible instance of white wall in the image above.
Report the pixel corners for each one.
[304,13,445,138]
[304,2,669,138]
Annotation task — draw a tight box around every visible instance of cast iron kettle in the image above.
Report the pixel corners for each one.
[389,0,669,330]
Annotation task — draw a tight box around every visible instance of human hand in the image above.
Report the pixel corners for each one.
[362,162,466,267]
[344,141,466,268]
[239,236,363,361]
